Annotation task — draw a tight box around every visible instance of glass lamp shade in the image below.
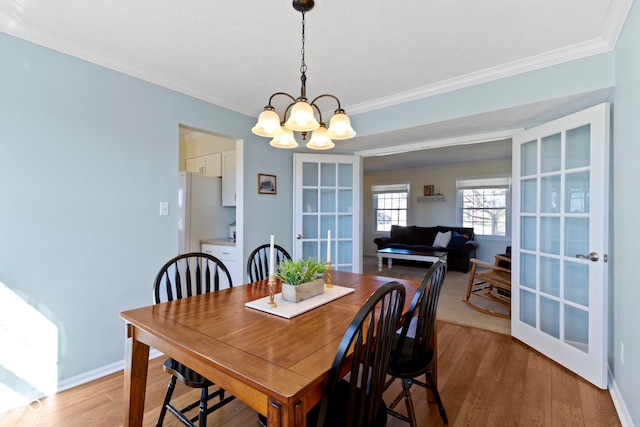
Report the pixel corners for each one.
[269,127,299,149]
[284,101,320,132]
[306,125,335,150]
[252,109,283,137]
[326,112,356,140]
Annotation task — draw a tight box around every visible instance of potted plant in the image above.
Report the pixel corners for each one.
[277,258,326,302]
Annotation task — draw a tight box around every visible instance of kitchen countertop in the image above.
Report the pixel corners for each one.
[201,238,236,246]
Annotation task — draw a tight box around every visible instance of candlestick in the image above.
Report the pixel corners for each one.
[327,230,331,264]
[269,234,275,279]
[267,275,277,307]
[324,261,333,288]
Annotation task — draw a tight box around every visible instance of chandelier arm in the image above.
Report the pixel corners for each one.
[310,94,343,112]
[310,103,324,125]
[267,92,297,107]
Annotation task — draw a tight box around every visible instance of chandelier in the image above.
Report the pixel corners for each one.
[251,0,356,150]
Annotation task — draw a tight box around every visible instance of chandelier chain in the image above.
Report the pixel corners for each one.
[300,11,307,77]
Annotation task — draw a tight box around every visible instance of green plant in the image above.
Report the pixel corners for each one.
[276,257,326,286]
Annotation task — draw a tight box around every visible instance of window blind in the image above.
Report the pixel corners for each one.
[457,176,510,189]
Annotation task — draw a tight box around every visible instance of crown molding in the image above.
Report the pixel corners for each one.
[2,0,631,117]
[348,0,632,115]
[0,21,254,115]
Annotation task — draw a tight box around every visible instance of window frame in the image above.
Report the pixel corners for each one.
[372,183,410,233]
[457,176,511,239]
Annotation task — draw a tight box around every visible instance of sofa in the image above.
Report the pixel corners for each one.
[373,225,478,272]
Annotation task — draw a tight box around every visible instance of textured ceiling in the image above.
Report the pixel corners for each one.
[0,1,628,170]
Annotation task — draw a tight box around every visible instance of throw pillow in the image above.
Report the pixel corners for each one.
[432,231,452,248]
[449,231,470,248]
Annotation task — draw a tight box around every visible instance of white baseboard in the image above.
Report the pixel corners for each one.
[609,366,635,427]
[57,349,162,393]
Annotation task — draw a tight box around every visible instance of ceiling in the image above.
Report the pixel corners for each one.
[1,1,627,170]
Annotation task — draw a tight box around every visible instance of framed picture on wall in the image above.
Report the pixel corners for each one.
[424,185,434,196]
[258,173,277,194]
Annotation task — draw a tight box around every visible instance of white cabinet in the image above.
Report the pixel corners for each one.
[186,152,221,177]
[201,243,240,286]
[221,149,236,206]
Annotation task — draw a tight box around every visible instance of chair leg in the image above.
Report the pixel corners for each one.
[401,378,417,427]
[198,386,208,427]
[425,371,448,424]
[156,376,177,427]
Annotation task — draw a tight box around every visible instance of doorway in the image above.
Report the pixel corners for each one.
[178,125,244,285]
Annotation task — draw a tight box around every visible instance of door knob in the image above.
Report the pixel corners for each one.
[296,234,303,239]
[576,252,599,262]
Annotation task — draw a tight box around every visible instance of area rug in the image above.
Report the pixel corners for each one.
[362,256,510,335]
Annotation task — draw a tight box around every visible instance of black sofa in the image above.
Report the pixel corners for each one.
[373,225,478,272]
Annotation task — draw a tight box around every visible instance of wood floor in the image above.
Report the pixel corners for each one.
[1,321,620,427]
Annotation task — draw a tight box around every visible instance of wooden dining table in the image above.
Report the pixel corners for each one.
[120,270,426,427]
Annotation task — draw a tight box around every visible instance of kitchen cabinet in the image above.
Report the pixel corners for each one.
[221,149,236,206]
[186,152,221,177]
[201,242,240,286]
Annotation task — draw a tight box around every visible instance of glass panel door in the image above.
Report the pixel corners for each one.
[294,154,361,272]
[512,103,609,388]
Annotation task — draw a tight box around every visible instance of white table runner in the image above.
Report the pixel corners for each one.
[245,285,355,319]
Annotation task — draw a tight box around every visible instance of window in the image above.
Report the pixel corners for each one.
[372,183,409,232]
[458,176,510,236]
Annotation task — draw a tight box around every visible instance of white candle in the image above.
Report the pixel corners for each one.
[327,230,331,263]
[269,234,275,279]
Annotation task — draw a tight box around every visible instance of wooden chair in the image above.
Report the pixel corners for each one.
[385,261,448,427]
[246,243,291,282]
[311,281,406,427]
[153,252,235,427]
[462,251,511,318]
[260,281,406,427]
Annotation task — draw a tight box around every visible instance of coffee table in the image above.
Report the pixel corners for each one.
[377,247,448,272]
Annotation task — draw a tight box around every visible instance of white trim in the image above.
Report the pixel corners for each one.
[2,0,631,117]
[57,349,162,393]
[608,366,634,427]
[355,129,522,158]
[2,349,163,414]
[347,39,613,115]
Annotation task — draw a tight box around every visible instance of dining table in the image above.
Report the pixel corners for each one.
[120,270,432,427]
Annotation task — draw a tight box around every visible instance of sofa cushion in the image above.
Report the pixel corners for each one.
[389,225,416,244]
[449,231,470,248]
[413,226,438,246]
[432,231,452,248]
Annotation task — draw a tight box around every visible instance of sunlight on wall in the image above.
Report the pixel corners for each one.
[0,281,58,413]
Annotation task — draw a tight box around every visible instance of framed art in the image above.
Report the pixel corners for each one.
[258,173,277,194]
[423,185,434,196]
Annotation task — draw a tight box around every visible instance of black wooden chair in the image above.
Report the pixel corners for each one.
[385,260,448,426]
[246,243,291,282]
[153,252,235,427]
[310,281,406,427]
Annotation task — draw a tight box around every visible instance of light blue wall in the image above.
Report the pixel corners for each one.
[611,1,640,424]
[0,32,292,399]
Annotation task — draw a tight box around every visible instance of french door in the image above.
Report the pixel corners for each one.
[512,103,610,388]
[293,153,361,273]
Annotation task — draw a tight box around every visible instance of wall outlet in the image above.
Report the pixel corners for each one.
[159,202,169,216]
[620,342,624,365]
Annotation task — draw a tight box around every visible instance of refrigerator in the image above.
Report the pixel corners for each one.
[178,171,235,253]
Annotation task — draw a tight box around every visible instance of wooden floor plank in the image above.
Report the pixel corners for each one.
[0,322,621,427]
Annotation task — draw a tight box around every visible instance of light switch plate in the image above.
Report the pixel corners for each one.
[159,202,169,216]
